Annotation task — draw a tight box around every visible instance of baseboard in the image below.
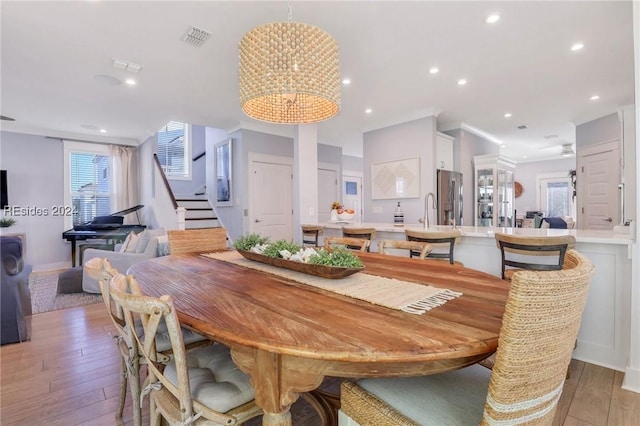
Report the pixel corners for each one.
[622,366,640,393]
[32,261,72,272]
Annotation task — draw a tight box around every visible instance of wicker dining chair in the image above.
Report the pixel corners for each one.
[378,240,433,260]
[167,227,228,255]
[108,273,263,426]
[494,232,576,280]
[405,229,462,265]
[324,236,370,253]
[84,258,211,426]
[339,250,594,425]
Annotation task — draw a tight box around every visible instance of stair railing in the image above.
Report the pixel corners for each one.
[153,153,178,210]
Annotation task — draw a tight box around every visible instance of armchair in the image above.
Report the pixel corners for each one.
[82,230,165,293]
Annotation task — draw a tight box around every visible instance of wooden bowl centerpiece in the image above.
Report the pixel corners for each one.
[234,234,364,279]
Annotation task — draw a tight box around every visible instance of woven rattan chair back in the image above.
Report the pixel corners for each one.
[167,227,228,255]
[109,274,262,425]
[405,229,462,264]
[495,233,576,280]
[324,236,370,252]
[339,250,594,425]
[301,225,323,246]
[480,250,593,424]
[378,239,433,260]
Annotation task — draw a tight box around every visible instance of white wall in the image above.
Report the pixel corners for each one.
[0,132,69,268]
[363,116,437,224]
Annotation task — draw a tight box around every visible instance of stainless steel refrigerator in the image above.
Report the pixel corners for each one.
[436,170,463,226]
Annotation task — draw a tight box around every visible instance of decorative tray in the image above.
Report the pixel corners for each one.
[237,250,363,279]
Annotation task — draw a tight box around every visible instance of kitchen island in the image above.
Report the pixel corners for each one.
[320,222,635,376]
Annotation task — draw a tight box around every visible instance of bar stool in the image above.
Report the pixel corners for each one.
[405,229,462,265]
[342,227,376,252]
[301,225,323,247]
[494,233,576,280]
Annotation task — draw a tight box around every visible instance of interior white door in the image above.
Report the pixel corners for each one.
[250,160,293,241]
[318,167,338,223]
[578,141,620,230]
[343,175,363,222]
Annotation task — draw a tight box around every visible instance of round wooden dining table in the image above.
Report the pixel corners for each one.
[129,251,509,426]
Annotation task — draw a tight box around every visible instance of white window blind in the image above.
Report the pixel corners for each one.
[70,152,111,225]
[157,120,190,179]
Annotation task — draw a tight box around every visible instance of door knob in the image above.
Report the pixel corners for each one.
[602,217,613,222]
[255,219,262,223]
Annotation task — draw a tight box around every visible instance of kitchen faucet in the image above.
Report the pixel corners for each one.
[422,192,437,228]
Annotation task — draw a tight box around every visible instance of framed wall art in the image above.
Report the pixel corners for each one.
[215,139,233,206]
[371,157,420,200]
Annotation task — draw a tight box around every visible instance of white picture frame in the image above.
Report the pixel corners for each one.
[371,157,420,200]
[215,139,233,206]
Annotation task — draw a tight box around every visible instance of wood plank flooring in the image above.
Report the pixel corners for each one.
[1,303,639,425]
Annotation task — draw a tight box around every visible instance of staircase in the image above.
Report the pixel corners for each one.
[176,197,219,229]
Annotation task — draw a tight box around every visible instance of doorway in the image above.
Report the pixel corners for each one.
[342,174,363,222]
[249,153,293,241]
[577,140,620,230]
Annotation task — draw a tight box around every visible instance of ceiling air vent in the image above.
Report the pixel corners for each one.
[517,125,528,130]
[182,26,212,47]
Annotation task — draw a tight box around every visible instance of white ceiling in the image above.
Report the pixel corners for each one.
[0,1,634,162]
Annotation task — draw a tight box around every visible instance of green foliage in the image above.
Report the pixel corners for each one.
[0,218,16,228]
[233,233,270,251]
[261,240,302,258]
[308,247,363,268]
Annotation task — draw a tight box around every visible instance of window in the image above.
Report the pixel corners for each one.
[537,173,575,218]
[63,141,112,228]
[157,120,191,179]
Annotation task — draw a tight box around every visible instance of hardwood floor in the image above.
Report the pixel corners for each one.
[1,303,639,425]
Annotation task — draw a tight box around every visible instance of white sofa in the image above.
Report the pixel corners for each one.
[81,229,167,293]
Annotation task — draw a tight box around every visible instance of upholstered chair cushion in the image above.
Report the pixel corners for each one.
[133,319,206,353]
[163,343,256,413]
[343,364,490,425]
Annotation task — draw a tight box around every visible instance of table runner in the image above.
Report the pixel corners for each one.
[203,251,462,315]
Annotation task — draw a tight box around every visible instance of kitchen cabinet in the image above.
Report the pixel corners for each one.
[436,132,454,170]
[473,154,516,227]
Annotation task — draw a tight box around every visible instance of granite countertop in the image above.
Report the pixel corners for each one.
[320,222,635,245]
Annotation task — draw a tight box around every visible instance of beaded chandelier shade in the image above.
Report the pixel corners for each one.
[239,22,340,124]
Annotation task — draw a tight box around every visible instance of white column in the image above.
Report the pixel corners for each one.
[293,124,318,244]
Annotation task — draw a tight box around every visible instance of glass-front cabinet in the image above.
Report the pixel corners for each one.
[473,154,516,227]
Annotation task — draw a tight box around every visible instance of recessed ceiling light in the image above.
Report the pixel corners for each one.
[99,129,107,133]
[522,155,528,159]
[571,43,584,51]
[342,78,351,85]
[429,67,439,74]
[125,78,137,86]
[486,14,501,24]
[365,108,372,114]
[457,79,467,86]
[590,95,600,100]
[504,113,512,118]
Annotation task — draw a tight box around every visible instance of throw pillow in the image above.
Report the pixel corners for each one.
[119,232,135,253]
[135,228,166,254]
[124,232,141,253]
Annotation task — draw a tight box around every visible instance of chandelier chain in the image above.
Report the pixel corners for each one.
[288,2,292,22]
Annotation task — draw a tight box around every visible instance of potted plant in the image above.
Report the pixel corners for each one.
[0,218,16,228]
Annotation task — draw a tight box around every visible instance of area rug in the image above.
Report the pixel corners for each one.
[29,270,102,314]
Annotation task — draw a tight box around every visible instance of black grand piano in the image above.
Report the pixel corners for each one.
[62,205,146,267]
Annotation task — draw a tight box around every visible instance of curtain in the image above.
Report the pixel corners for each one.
[109,145,138,224]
